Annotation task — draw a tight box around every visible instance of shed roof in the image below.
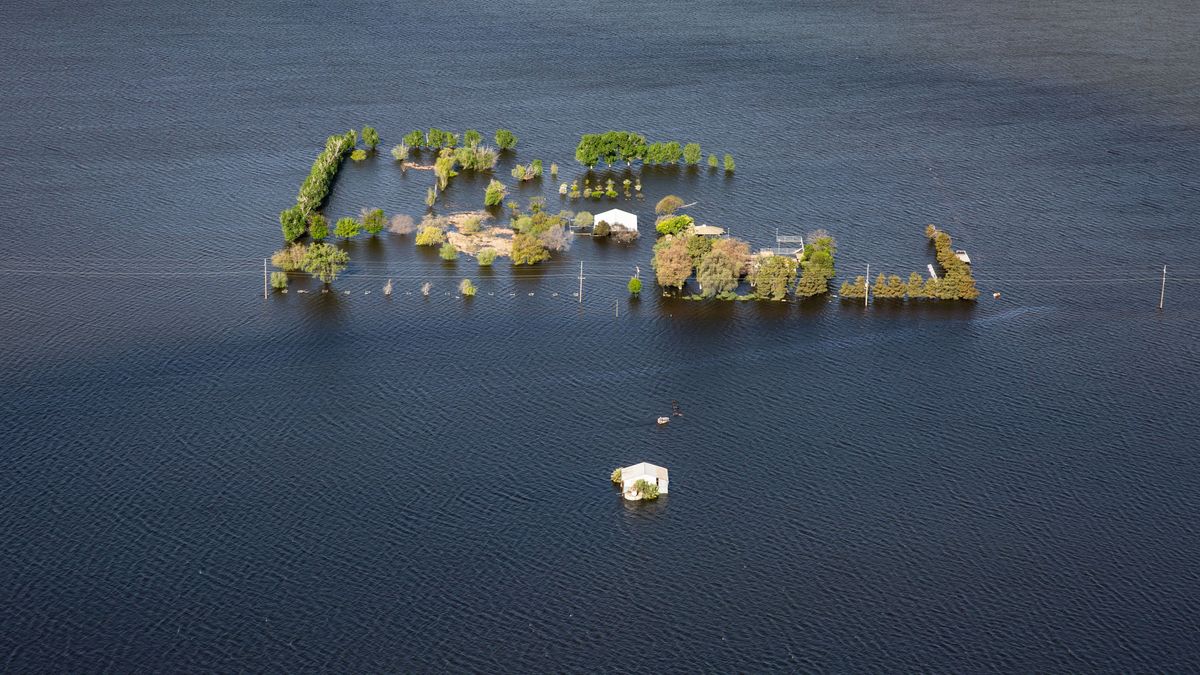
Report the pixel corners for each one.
[692,225,725,236]
[595,208,636,220]
[622,462,668,480]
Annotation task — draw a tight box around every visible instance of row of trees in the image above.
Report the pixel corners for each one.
[573,131,734,171]
[652,230,838,301]
[399,128,517,152]
[839,226,978,301]
[280,130,357,241]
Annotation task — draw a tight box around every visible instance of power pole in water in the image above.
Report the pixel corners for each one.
[1160,264,1166,310]
[578,261,584,304]
[864,263,870,308]
[263,258,268,299]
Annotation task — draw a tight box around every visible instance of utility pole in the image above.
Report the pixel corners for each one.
[864,263,870,308]
[1159,265,1166,310]
[578,261,584,304]
[263,258,268,299]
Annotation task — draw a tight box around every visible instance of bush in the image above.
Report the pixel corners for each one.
[271,244,307,271]
[415,225,446,247]
[308,213,328,241]
[362,126,379,149]
[361,208,385,236]
[593,220,611,237]
[477,248,498,266]
[464,129,482,147]
[280,206,306,242]
[269,271,288,290]
[459,278,476,296]
[391,143,410,161]
[350,149,367,161]
[656,195,684,215]
[460,215,483,234]
[611,468,623,484]
[494,129,517,150]
[480,179,505,207]
[628,276,642,296]
[389,214,415,234]
[612,228,639,244]
[439,242,458,261]
[656,214,694,236]
[708,154,718,169]
[575,211,594,228]
[403,130,424,148]
[633,479,660,500]
[334,217,360,239]
[724,154,736,173]
[683,143,702,165]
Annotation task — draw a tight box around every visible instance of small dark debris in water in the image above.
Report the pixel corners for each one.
[671,400,684,417]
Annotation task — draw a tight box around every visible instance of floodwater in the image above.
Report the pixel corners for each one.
[2,0,1199,670]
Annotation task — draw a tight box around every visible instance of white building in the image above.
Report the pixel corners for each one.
[621,462,669,495]
[593,208,638,233]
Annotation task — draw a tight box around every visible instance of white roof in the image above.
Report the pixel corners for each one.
[621,462,668,480]
[594,209,638,231]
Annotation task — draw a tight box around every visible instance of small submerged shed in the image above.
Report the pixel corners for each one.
[621,462,669,496]
[594,208,637,233]
[692,224,725,237]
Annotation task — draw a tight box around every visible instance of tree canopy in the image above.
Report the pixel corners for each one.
[494,129,518,150]
[655,214,694,236]
[656,194,684,215]
[754,255,798,301]
[300,243,349,285]
[511,233,549,265]
[362,126,379,149]
[280,206,306,242]
[653,235,693,290]
[334,217,360,239]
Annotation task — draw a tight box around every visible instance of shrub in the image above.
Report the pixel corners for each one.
[334,216,360,239]
[656,195,684,215]
[362,126,379,149]
[361,208,385,236]
[511,164,525,180]
[611,468,623,484]
[633,479,660,500]
[683,143,702,165]
[550,162,558,177]
[391,143,410,161]
[612,228,639,244]
[575,211,594,228]
[593,220,611,237]
[388,214,416,234]
[415,225,446,247]
[460,215,484,234]
[724,153,736,172]
[655,214,694,236]
[628,276,642,296]
[293,131,355,216]
[708,153,718,169]
[425,187,437,208]
[464,129,482,147]
[280,206,306,242]
[350,149,367,161]
[530,159,543,177]
[459,278,476,296]
[439,242,458,261]
[477,248,497,266]
[271,244,307,271]
[269,271,288,290]
[494,129,517,150]
[300,243,349,285]
[308,213,328,241]
[484,179,506,207]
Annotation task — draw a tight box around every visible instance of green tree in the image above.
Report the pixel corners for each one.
[494,129,517,150]
[656,194,684,215]
[686,234,713,267]
[484,179,506,206]
[362,208,385,236]
[753,255,798,300]
[530,159,543,177]
[434,150,458,190]
[280,206,306,242]
[593,220,611,237]
[415,225,446,247]
[350,149,367,161]
[653,235,693,290]
[308,213,329,241]
[362,126,379,149]
[724,154,736,172]
[300,243,349,285]
[683,143,702,165]
[269,271,288,290]
[403,130,424,148]
[334,216,360,239]
[464,129,482,147]
[655,214,694,236]
[697,247,742,297]
[459,278,476,296]
[439,242,458,261]
[477,248,497,266]
[906,272,927,299]
[511,233,550,265]
[628,276,643,296]
[707,153,718,169]
[839,276,867,299]
[575,211,593,228]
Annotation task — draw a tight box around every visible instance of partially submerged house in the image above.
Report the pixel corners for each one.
[620,461,669,497]
[594,208,637,233]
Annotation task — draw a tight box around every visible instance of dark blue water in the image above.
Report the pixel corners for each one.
[3,0,1199,671]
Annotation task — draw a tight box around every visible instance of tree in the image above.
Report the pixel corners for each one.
[434,150,458,190]
[655,214,694,236]
[362,208,385,236]
[415,225,446,247]
[530,159,543,177]
[593,220,611,237]
[459,278,476,296]
[656,194,684,215]
[308,213,329,241]
[839,276,867,298]
[439,242,458,261]
[628,276,642,296]
[300,243,349,285]
[697,247,742,297]
[511,164,525,180]
[511,233,550,265]
[403,130,424,148]
[464,129,482,147]
[710,237,751,276]
[575,211,593,228]
[683,143,702,165]
[362,126,379,149]
[538,225,571,252]
[389,214,415,234]
[477,248,497,266]
[484,179,506,207]
[686,234,713,267]
[271,244,307,271]
[906,272,927,299]
[280,206,305,242]
[653,235,693,290]
[708,153,719,169]
[391,143,410,161]
[494,129,517,150]
[724,154,736,172]
[334,217,360,239]
[753,255,797,300]
[269,271,288,290]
